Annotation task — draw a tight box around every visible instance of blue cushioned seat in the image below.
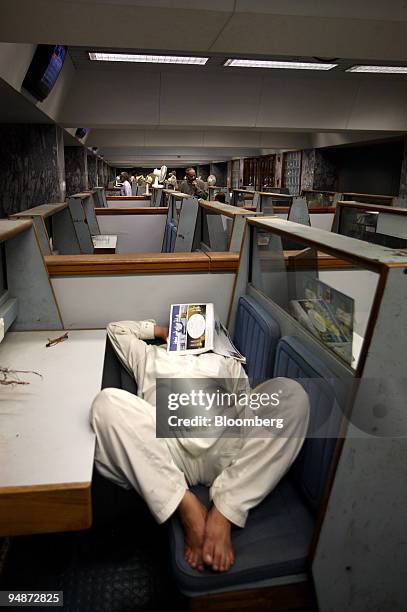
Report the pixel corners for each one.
[168,301,344,596]
[233,296,281,387]
[273,337,345,512]
[163,221,177,252]
[169,480,314,595]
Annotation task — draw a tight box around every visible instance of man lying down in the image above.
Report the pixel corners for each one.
[90,318,309,573]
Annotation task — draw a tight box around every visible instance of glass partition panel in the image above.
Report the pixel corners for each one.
[202,212,232,251]
[304,191,335,207]
[338,206,407,248]
[250,227,380,370]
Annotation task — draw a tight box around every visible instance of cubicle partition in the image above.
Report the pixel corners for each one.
[1,221,239,538]
[267,204,336,231]
[10,203,81,255]
[45,252,239,330]
[208,186,230,203]
[68,192,118,254]
[91,187,108,208]
[302,189,342,207]
[150,186,165,207]
[232,190,334,230]
[0,219,62,332]
[0,219,107,537]
[106,195,151,208]
[131,182,146,196]
[332,200,407,247]
[302,188,407,208]
[227,216,407,611]
[342,192,398,206]
[231,189,257,207]
[255,190,293,212]
[161,193,199,253]
[196,200,257,252]
[96,207,168,253]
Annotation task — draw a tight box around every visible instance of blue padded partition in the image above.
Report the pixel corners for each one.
[162,221,177,253]
[169,222,177,252]
[233,296,281,387]
[162,224,169,252]
[163,221,177,253]
[273,336,345,512]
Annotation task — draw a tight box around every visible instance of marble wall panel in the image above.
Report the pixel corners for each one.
[87,154,97,188]
[0,124,65,217]
[65,146,88,195]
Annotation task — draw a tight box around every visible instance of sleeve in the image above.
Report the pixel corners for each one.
[106,320,156,384]
[194,182,208,199]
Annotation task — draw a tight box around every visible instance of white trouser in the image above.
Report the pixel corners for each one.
[91,377,309,528]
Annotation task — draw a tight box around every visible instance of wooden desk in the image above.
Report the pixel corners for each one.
[0,329,106,536]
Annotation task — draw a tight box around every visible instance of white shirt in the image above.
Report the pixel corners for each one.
[106,320,250,458]
[120,181,132,196]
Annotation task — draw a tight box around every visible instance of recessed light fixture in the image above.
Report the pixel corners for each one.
[346,65,407,74]
[224,59,337,70]
[89,52,208,65]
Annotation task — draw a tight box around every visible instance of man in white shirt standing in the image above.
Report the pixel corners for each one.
[90,320,309,573]
[119,172,132,196]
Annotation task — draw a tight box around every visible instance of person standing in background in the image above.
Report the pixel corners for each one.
[120,172,132,196]
[179,168,208,199]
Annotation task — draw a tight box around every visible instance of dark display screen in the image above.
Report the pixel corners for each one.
[22,45,67,101]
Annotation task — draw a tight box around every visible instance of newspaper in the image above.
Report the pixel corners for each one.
[168,303,246,362]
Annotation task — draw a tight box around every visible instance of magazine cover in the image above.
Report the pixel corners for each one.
[168,303,213,355]
[167,303,245,361]
[290,278,354,364]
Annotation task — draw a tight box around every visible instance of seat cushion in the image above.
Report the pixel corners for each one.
[273,336,345,512]
[163,221,177,252]
[233,296,280,387]
[168,479,314,596]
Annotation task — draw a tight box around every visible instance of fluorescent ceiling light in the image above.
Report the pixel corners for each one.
[89,52,208,65]
[224,59,337,70]
[346,65,407,73]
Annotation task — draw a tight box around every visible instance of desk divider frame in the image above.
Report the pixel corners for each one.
[68,192,101,254]
[0,219,63,330]
[91,187,108,208]
[10,203,81,256]
[197,199,260,252]
[228,215,407,611]
[162,193,199,252]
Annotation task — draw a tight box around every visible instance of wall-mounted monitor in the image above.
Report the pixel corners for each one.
[75,127,89,140]
[22,45,67,101]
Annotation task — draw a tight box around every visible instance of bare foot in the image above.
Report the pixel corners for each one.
[177,490,208,572]
[202,505,235,572]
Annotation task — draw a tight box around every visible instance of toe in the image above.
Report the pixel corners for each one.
[202,538,214,566]
[213,546,223,572]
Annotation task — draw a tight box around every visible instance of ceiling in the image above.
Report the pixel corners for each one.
[1,1,407,168]
[0,78,53,123]
[2,0,407,62]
